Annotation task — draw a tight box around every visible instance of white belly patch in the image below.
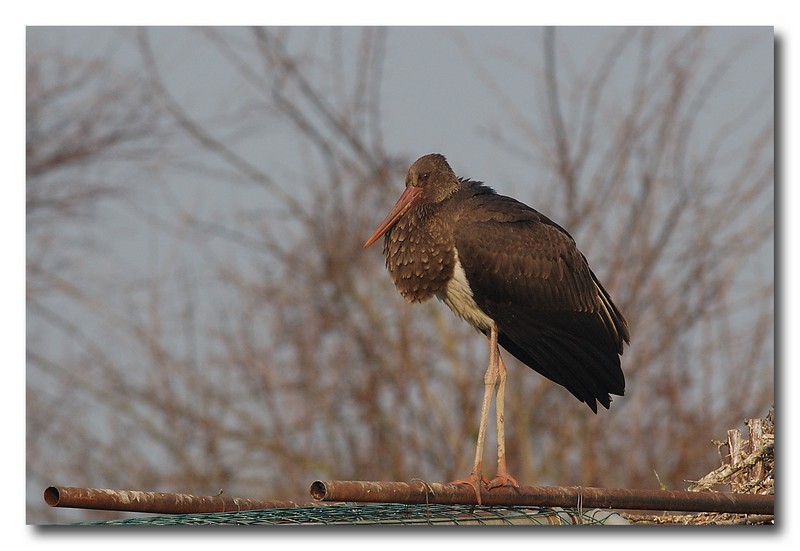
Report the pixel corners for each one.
[436,248,494,332]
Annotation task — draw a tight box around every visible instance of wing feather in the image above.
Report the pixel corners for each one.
[451,192,628,410]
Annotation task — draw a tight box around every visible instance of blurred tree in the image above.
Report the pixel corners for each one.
[26,43,168,521]
[463,27,773,487]
[26,27,773,523]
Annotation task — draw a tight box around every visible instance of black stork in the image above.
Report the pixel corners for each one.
[363,153,629,504]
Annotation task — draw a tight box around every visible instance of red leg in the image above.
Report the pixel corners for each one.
[450,322,501,504]
[487,352,519,489]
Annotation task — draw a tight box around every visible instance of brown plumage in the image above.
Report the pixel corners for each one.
[364,153,629,503]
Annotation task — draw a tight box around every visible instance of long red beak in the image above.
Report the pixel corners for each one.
[363,186,423,248]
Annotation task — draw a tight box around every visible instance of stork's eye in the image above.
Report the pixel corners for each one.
[419,172,430,185]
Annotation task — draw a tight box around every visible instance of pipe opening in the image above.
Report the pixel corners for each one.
[44,486,61,507]
[309,481,327,500]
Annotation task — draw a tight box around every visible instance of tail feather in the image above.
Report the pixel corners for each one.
[494,308,625,412]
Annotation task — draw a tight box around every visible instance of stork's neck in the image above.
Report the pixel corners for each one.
[382,203,455,303]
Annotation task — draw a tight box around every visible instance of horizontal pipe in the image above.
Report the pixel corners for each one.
[310,480,774,515]
[45,486,317,515]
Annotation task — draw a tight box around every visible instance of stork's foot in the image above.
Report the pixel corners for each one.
[450,473,488,505]
[486,472,519,490]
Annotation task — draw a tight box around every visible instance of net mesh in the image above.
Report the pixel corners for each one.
[74,503,627,526]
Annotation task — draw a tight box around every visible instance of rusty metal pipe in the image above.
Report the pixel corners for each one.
[45,486,316,514]
[310,480,774,515]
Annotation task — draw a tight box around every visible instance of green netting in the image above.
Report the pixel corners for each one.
[73,503,628,526]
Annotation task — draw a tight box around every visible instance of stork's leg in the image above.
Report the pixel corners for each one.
[487,352,519,489]
[450,322,501,505]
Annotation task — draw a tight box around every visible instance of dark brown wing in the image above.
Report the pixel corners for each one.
[453,192,628,411]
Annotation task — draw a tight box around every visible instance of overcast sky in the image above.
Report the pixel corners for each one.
[25,25,773,193]
[23,26,774,325]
